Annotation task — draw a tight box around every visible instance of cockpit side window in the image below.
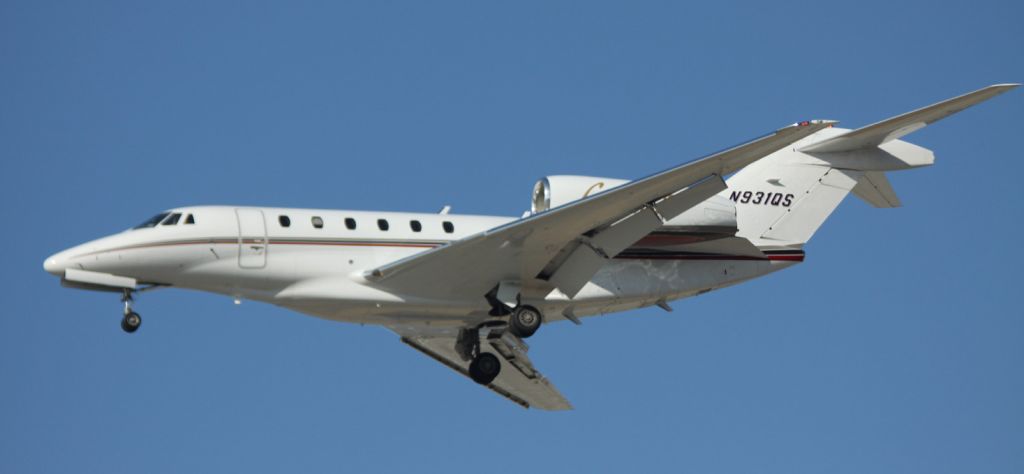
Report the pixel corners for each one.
[134,212,170,229]
[184,214,195,224]
[161,213,182,225]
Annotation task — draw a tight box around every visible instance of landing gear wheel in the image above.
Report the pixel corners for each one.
[509,305,542,338]
[468,352,501,385]
[121,311,141,333]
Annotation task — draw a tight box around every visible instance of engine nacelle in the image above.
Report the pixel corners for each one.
[531,175,629,213]
[531,175,737,229]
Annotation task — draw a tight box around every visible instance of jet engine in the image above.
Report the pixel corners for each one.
[530,175,628,213]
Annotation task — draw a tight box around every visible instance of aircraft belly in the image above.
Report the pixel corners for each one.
[564,258,797,319]
[166,241,800,329]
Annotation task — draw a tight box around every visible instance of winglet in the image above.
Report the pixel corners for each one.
[801,83,1019,153]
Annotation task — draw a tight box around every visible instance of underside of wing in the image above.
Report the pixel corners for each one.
[366,120,835,302]
[401,333,572,410]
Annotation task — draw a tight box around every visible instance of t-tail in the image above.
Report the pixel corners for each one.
[722,84,1019,249]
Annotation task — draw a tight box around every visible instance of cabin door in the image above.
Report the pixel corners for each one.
[235,208,267,269]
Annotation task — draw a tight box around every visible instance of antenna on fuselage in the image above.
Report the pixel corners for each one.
[438,205,451,215]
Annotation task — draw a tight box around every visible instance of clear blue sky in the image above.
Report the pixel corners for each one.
[2,1,1021,472]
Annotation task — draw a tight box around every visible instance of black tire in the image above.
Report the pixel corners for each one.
[121,312,141,333]
[509,305,542,338]
[468,352,501,385]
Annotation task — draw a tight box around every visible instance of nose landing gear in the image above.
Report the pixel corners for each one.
[120,289,141,333]
[121,311,141,333]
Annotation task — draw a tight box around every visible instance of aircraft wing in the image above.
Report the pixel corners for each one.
[801,84,1019,153]
[401,332,572,410]
[366,120,835,300]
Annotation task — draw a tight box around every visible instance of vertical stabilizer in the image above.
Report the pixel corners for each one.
[759,168,861,243]
[723,150,866,247]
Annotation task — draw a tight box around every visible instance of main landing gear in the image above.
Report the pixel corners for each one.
[457,323,505,385]
[120,289,141,334]
[468,352,500,385]
[508,305,541,338]
[458,305,545,386]
[484,283,543,339]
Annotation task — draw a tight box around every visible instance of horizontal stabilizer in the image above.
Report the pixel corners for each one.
[801,84,1019,153]
[852,172,901,208]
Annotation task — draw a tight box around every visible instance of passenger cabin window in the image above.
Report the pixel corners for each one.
[377,219,389,231]
[161,213,182,225]
[410,220,422,232]
[184,214,195,224]
[279,215,291,227]
[345,217,356,230]
[443,221,455,234]
[312,216,324,229]
[134,212,170,229]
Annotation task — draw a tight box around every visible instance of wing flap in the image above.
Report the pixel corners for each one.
[547,174,727,296]
[401,335,572,410]
[546,243,607,298]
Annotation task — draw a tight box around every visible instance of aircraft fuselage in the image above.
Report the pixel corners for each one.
[44,205,799,332]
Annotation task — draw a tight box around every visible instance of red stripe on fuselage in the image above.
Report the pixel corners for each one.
[765,254,805,261]
[269,240,440,248]
[615,253,804,262]
[79,238,804,262]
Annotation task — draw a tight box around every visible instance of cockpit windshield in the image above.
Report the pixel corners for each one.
[161,213,182,225]
[133,212,171,229]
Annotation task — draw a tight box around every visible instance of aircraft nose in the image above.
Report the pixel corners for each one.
[43,252,68,276]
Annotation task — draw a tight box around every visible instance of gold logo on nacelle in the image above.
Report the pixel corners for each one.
[583,182,605,198]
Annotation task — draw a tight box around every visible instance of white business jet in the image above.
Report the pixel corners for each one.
[44,84,1017,410]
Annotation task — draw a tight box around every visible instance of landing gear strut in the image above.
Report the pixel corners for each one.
[120,289,141,333]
